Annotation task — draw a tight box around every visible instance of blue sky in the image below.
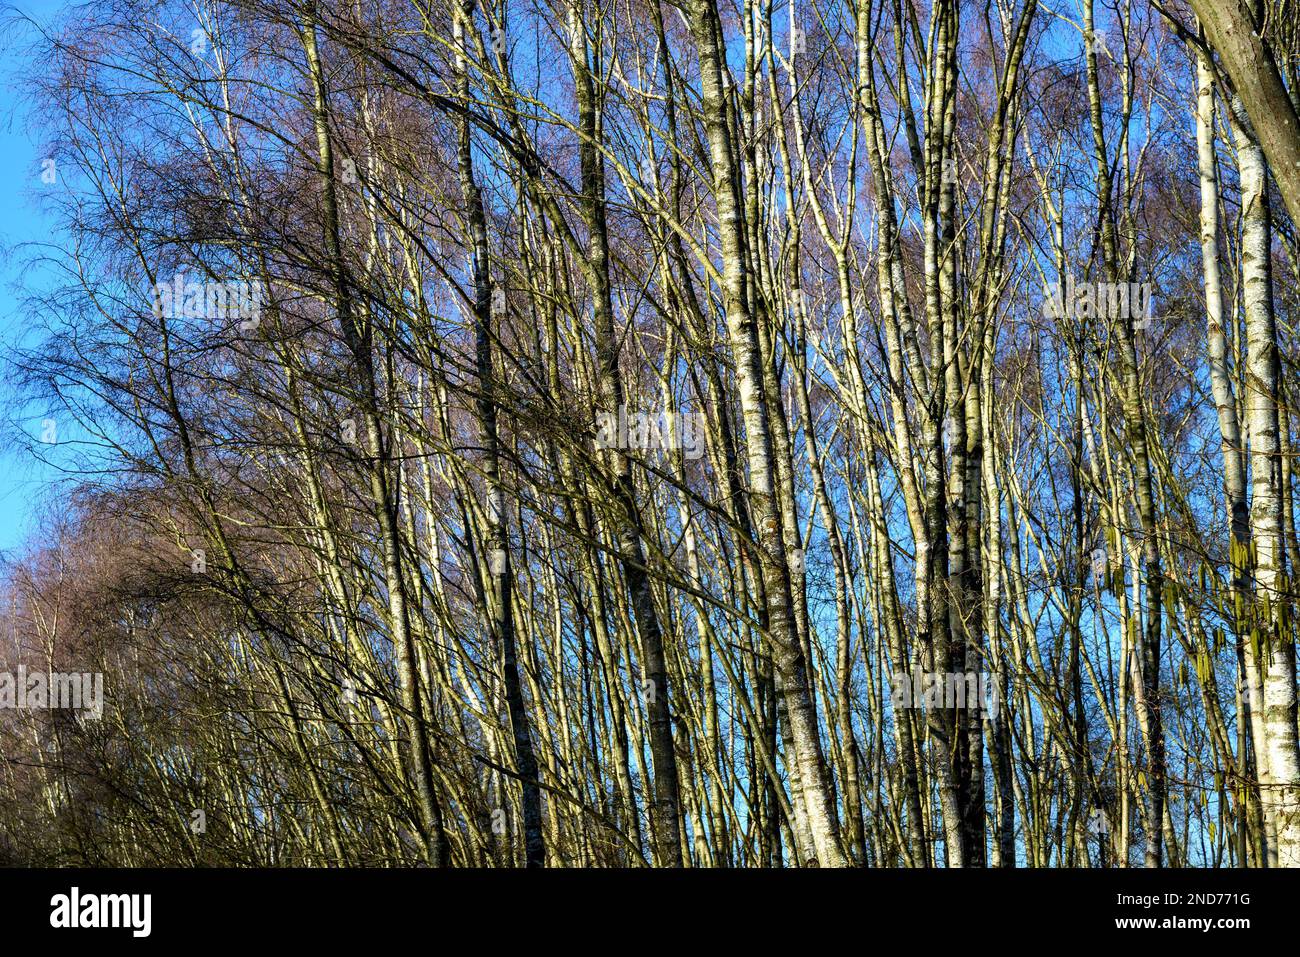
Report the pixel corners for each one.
[0,0,68,556]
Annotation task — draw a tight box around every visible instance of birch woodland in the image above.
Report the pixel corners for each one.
[2,0,1300,867]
